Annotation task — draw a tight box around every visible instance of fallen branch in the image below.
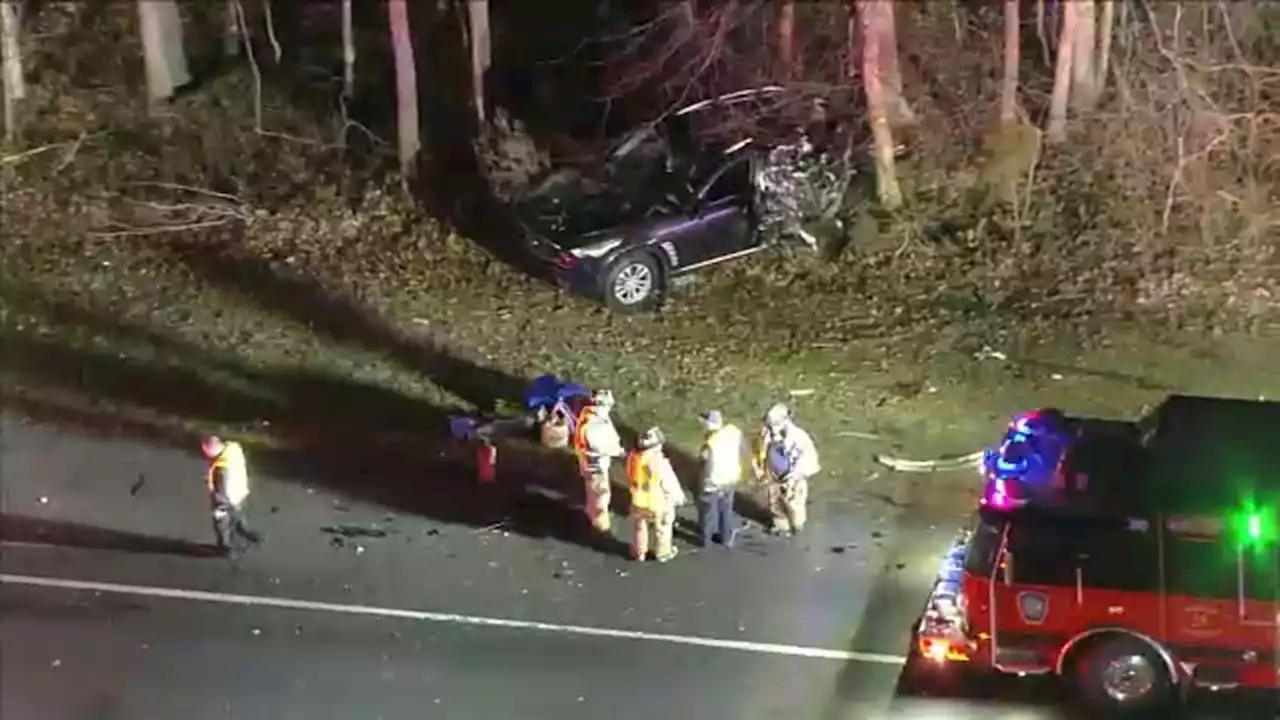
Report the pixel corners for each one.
[88,218,237,238]
[126,181,242,202]
[1,142,65,165]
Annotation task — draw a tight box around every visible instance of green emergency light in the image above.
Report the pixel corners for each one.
[1247,513,1263,540]
[1234,505,1274,547]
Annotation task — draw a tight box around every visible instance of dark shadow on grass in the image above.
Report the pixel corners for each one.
[0,514,218,558]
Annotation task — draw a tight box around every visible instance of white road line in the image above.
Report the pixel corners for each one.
[0,572,906,666]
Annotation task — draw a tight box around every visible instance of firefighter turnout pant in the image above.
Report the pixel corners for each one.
[212,501,260,553]
[632,506,676,562]
[582,466,613,533]
[767,476,809,534]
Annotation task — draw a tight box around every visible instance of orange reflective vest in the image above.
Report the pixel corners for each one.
[573,407,597,455]
[626,450,655,513]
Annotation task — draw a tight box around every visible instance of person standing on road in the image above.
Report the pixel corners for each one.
[697,410,746,548]
[752,404,820,536]
[572,389,625,533]
[626,427,686,562]
[201,436,262,557]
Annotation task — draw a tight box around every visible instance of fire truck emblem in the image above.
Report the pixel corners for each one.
[1017,591,1049,624]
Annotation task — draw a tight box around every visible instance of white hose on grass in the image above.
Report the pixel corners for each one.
[873,449,985,473]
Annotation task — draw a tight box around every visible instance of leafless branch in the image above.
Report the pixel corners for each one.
[88,218,238,238]
[262,0,282,63]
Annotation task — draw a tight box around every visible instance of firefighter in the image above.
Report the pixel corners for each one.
[697,410,746,547]
[753,403,820,536]
[626,427,687,562]
[572,389,625,533]
[201,436,261,557]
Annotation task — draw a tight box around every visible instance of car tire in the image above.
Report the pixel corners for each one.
[1073,636,1175,716]
[602,251,664,314]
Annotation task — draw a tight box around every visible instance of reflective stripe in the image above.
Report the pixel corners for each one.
[627,451,654,513]
[573,408,595,454]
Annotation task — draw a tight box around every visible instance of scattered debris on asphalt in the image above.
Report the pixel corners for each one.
[129,473,146,496]
[320,524,389,539]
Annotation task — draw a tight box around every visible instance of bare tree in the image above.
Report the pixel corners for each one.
[341,0,355,98]
[467,0,490,123]
[1095,0,1115,95]
[1070,0,1098,110]
[223,0,240,58]
[879,0,915,126]
[858,0,902,209]
[136,0,190,102]
[1,0,23,143]
[1045,0,1077,142]
[387,0,420,173]
[777,0,795,70]
[999,0,1020,126]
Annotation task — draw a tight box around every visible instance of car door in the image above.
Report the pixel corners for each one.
[665,155,756,272]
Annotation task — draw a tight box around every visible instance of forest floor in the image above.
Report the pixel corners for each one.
[4,65,1280,525]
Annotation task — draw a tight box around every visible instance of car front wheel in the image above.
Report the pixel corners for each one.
[603,252,664,313]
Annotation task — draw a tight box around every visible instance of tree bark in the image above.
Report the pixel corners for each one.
[387,0,420,173]
[1046,0,1077,142]
[223,0,240,57]
[341,0,355,98]
[1096,0,1115,94]
[467,0,490,123]
[1,0,23,143]
[879,0,915,126]
[1070,0,1097,110]
[136,0,190,102]
[999,0,1020,126]
[858,0,902,210]
[777,0,795,71]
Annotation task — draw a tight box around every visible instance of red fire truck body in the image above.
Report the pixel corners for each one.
[914,396,1280,713]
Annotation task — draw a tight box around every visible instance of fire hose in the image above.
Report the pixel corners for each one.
[873,449,985,473]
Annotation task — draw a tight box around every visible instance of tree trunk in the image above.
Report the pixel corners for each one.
[222,0,240,57]
[879,0,915,126]
[1096,0,1115,93]
[1046,0,1077,142]
[844,3,857,80]
[777,0,795,71]
[341,0,354,98]
[1070,0,1097,110]
[387,0,420,173]
[136,0,190,102]
[1034,0,1050,64]
[999,0,1020,126]
[467,0,490,124]
[858,0,902,210]
[1,0,23,143]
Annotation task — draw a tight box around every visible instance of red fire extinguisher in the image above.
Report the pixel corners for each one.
[476,439,497,486]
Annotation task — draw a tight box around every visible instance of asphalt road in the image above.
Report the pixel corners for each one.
[1,414,1272,719]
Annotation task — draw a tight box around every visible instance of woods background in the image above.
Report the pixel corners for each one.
[2,0,1277,329]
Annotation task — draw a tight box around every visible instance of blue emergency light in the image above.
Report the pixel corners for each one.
[981,409,1071,510]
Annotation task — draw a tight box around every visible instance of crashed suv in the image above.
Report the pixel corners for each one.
[515,88,855,313]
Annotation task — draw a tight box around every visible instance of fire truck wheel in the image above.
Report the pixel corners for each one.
[1074,635,1174,715]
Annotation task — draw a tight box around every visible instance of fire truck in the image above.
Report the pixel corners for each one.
[913,395,1280,715]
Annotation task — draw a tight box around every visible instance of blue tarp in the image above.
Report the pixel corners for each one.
[523,373,590,411]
